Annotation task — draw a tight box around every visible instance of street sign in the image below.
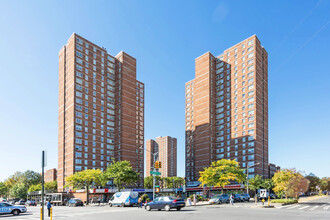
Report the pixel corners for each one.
[150,171,161,175]
[155,185,159,188]
[260,189,267,197]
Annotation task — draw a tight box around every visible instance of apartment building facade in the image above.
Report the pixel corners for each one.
[185,35,268,182]
[58,33,144,192]
[44,168,57,183]
[146,136,177,178]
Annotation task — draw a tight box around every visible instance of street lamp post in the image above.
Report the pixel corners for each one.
[246,162,260,195]
[140,146,158,200]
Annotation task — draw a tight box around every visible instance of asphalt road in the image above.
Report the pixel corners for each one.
[2,196,330,220]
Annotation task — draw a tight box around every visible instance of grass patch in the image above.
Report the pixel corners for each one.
[271,199,298,205]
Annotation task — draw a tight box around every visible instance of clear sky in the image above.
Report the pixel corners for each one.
[0,0,329,181]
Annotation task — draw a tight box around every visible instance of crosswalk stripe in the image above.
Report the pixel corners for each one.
[277,204,293,209]
[286,205,300,209]
[309,206,319,211]
[298,206,309,210]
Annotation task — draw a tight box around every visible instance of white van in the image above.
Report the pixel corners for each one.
[108,191,139,207]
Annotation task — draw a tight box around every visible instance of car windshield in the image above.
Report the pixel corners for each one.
[211,195,221,199]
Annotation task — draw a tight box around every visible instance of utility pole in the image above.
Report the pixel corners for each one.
[41,150,45,220]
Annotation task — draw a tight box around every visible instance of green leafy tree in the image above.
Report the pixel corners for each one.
[9,183,28,199]
[103,160,139,192]
[0,182,9,198]
[319,178,328,191]
[65,169,104,205]
[45,181,57,191]
[28,184,42,193]
[261,179,274,191]
[247,175,263,192]
[5,170,41,191]
[144,176,163,189]
[305,173,320,192]
[320,177,330,191]
[198,159,246,193]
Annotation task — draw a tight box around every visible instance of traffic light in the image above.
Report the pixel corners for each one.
[155,187,160,193]
[158,161,162,168]
[155,161,159,169]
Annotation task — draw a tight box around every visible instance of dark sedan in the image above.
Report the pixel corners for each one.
[145,196,185,211]
[67,198,84,207]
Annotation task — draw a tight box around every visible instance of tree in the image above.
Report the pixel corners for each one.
[28,184,42,193]
[4,170,41,191]
[45,181,57,191]
[198,159,245,193]
[320,177,330,191]
[261,179,274,191]
[273,168,309,199]
[9,183,28,199]
[0,182,8,198]
[144,176,163,189]
[65,169,104,205]
[22,170,42,187]
[104,160,139,192]
[305,173,320,192]
[287,173,309,199]
[247,175,263,192]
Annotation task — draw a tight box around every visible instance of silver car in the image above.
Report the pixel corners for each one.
[208,194,230,204]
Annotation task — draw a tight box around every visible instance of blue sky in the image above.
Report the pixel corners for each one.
[0,0,329,181]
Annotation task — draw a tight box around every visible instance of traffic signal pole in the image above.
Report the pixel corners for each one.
[41,151,45,220]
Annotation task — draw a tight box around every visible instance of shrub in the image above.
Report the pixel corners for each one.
[271,199,298,205]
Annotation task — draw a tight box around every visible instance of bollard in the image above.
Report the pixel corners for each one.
[50,207,53,220]
[268,196,270,206]
[40,208,42,220]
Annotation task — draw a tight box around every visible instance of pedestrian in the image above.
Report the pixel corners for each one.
[47,200,52,217]
[138,197,142,208]
[98,198,101,206]
[230,194,234,206]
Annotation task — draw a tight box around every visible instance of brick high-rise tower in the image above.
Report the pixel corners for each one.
[58,33,145,192]
[146,136,177,178]
[185,35,268,182]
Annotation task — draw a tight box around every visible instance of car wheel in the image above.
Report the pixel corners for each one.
[218,200,222,204]
[146,205,151,211]
[176,207,181,211]
[12,210,20,216]
[158,209,161,211]
[165,205,170,211]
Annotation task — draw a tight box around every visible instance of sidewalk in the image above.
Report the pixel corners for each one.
[187,201,210,206]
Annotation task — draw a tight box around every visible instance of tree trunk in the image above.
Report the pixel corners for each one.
[86,185,89,205]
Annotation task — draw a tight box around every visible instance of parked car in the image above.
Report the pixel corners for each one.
[26,200,37,206]
[209,194,230,204]
[67,198,84,207]
[145,196,185,211]
[0,202,27,216]
[15,200,26,205]
[240,193,250,202]
[270,193,278,199]
[233,194,243,202]
[109,191,139,207]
